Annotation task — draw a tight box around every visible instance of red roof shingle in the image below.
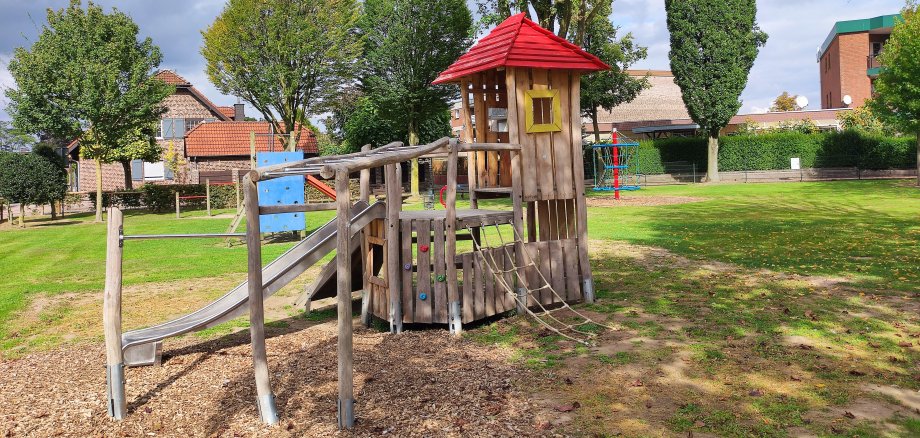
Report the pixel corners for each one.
[154,70,192,86]
[184,121,318,157]
[217,106,236,120]
[433,13,609,84]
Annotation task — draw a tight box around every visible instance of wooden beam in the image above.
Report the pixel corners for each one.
[254,142,401,181]
[461,78,478,209]
[258,202,336,215]
[568,73,594,302]
[335,170,356,429]
[320,138,451,179]
[244,177,279,424]
[103,207,126,420]
[457,143,521,152]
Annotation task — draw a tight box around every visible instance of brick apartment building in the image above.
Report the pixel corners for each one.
[818,14,899,109]
[67,70,318,191]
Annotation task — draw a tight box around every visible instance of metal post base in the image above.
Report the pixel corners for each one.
[448,301,462,335]
[337,398,355,429]
[582,279,596,303]
[390,304,403,334]
[258,393,279,425]
[516,287,528,314]
[360,290,371,328]
[106,363,126,420]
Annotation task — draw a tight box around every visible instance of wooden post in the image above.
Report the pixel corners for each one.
[505,68,528,313]
[460,79,478,209]
[205,179,212,216]
[103,207,126,419]
[234,169,241,208]
[244,176,279,424]
[250,132,257,169]
[568,74,594,302]
[335,170,356,429]
[444,140,462,334]
[175,191,180,219]
[385,163,403,333]
[360,145,371,203]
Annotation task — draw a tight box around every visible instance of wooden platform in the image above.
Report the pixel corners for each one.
[399,209,513,228]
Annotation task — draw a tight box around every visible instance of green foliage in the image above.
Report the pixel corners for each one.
[87,183,241,212]
[359,0,472,145]
[579,1,649,141]
[339,96,451,152]
[837,107,891,135]
[634,132,917,174]
[0,121,36,152]
[0,152,68,207]
[5,0,171,158]
[475,0,609,45]
[202,0,362,140]
[665,0,767,137]
[770,91,802,112]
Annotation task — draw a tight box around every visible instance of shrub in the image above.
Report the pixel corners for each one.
[633,131,916,174]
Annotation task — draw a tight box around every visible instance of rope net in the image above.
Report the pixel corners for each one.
[465,221,614,345]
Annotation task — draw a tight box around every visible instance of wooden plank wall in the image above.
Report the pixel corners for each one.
[457,244,517,324]
[469,70,511,189]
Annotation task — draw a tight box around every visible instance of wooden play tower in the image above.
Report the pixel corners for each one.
[101,12,609,430]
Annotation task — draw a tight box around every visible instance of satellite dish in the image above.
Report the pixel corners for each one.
[795,95,809,109]
[843,95,853,106]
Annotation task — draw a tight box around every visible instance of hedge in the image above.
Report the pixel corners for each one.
[89,183,240,212]
[587,131,917,176]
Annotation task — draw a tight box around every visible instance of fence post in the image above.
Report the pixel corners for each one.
[175,191,180,219]
[206,179,212,216]
[692,162,697,183]
[234,169,241,208]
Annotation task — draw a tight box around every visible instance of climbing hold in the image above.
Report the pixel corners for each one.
[436,274,446,282]
[419,244,429,252]
[404,263,412,271]
[419,293,428,301]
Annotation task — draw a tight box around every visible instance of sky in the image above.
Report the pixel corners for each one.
[0,0,907,127]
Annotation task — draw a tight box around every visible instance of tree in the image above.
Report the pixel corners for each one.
[0,152,68,227]
[5,0,172,221]
[32,142,69,219]
[771,92,802,112]
[0,121,35,152]
[665,0,767,182]
[360,0,472,197]
[837,106,891,135]
[476,0,607,45]
[202,0,362,149]
[108,124,161,190]
[579,2,649,143]
[869,1,920,185]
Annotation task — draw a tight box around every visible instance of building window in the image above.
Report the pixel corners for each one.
[160,119,187,139]
[871,42,883,56]
[131,159,144,181]
[524,89,562,133]
[143,161,166,181]
[185,118,207,132]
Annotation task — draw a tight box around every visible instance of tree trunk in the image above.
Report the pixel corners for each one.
[706,135,720,183]
[592,112,601,144]
[50,200,57,220]
[95,159,104,222]
[19,204,25,228]
[120,161,133,190]
[409,122,420,198]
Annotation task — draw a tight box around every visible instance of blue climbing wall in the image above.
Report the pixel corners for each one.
[256,152,306,233]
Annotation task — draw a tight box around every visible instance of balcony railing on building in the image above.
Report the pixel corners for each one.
[867,54,882,70]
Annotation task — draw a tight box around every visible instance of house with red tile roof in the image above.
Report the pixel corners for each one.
[67,70,317,191]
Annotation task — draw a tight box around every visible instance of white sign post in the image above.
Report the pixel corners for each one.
[790,157,801,170]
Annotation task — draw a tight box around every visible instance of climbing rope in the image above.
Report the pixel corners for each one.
[465,222,615,345]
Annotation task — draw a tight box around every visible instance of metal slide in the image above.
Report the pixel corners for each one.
[121,200,386,366]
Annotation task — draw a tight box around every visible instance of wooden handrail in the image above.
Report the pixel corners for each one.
[319,137,452,178]
[458,142,521,152]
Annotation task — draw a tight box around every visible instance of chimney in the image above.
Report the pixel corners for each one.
[233,103,245,121]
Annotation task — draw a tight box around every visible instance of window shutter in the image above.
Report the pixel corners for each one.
[164,165,174,180]
[174,119,186,138]
[131,160,144,181]
[162,119,174,138]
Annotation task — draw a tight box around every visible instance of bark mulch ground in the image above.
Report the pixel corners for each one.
[0,320,544,437]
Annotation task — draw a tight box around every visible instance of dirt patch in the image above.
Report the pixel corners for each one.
[586,195,706,208]
[0,324,541,437]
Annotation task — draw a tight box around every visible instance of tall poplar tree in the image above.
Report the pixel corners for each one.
[665,0,767,182]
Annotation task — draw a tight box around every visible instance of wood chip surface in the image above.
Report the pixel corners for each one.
[0,321,544,437]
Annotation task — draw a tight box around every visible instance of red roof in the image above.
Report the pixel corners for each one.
[217,106,236,119]
[433,13,609,84]
[154,70,191,86]
[184,121,318,157]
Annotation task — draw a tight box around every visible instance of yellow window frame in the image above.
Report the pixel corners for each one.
[524,89,563,133]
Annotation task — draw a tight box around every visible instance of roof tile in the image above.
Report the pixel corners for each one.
[185,121,318,157]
